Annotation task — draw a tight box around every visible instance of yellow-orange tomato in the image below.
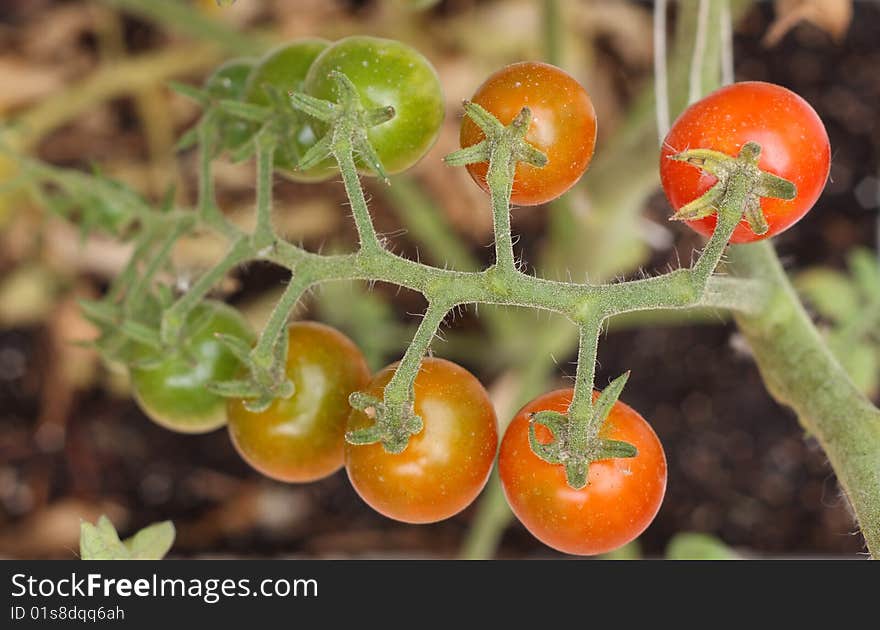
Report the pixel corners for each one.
[344,357,498,524]
[227,322,370,483]
[459,62,597,206]
[499,389,666,556]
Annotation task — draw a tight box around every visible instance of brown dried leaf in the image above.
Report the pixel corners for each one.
[0,57,64,114]
[765,0,853,47]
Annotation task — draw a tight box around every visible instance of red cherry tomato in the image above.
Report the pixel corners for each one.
[344,357,498,524]
[459,61,597,206]
[498,389,666,556]
[227,322,371,483]
[660,81,830,243]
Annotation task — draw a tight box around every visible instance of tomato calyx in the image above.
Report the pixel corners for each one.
[208,329,295,413]
[445,101,547,174]
[667,141,797,237]
[529,372,638,489]
[289,71,397,182]
[345,391,424,454]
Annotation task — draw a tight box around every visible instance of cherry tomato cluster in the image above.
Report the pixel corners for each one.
[204,35,445,179]
[122,40,831,557]
[130,316,498,523]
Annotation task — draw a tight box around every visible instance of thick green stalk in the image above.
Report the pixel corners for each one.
[729,243,880,557]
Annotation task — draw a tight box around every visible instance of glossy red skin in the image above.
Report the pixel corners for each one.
[227,322,371,483]
[660,81,830,243]
[499,389,666,556]
[460,62,597,206]
[344,357,498,524]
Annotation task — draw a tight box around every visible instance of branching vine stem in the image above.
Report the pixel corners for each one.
[124,65,774,466]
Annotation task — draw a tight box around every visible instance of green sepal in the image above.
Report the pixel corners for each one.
[217,99,272,123]
[168,81,209,105]
[77,298,119,326]
[289,91,336,122]
[669,185,723,222]
[296,134,333,171]
[595,438,638,459]
[462,100,505,136]
[118,320,162,350]
[444,141,490,167]
[591,371,631,431]
[743,196,769,236]
[345,391,424,454]
[527,410,568,464]
[755,171,797,200]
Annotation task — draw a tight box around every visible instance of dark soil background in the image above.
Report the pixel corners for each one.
[0,0,877,558]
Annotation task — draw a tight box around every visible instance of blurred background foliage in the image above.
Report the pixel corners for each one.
[0,0,877,558]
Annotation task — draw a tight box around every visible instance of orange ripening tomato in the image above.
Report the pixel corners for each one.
[344,357,498,524]
[227,322,371,483]
[660,81,830,243]
[499,389,666,556]
[460,61,597,206]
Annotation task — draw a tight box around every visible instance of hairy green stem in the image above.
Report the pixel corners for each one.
[335,134,383,255]
[568,319,602,440]
[106,224,159,303]
[253,135,278,250]
[486,142,518,274]
[196,115,239,238]
[160,235,251,345]
[383,300,451,405]
[124,217,194,317]
[729,242,880,558]
[251,273,312,371]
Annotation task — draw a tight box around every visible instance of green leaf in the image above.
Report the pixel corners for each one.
[79,516,130,560]
[80,516,176,560]
[600,539,642,560]
[836,343,880,400]
[123,521,176,560]
[666,532,739,560]
[848,248,880,304]
[795,269,861,323]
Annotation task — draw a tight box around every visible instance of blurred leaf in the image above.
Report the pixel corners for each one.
[80,516,130,560]
[80,516,175,560]
[123,521,176,560]
[848,248,880,304]
[795,268,860,323]
[600,539,642,560]
[835,342,880,400]
[666,533,739,560]
[314,281,409,370]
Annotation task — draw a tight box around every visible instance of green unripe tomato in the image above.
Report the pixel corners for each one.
[204,57,258,153]
[130,300,254,434]
[304,36,444,175]
[244,39,336,182]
